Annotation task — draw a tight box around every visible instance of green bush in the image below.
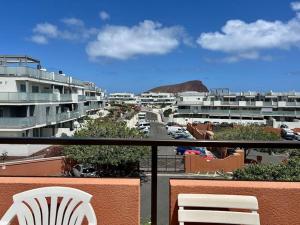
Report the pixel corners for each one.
[163,108,172,117]
[233,157,300,181]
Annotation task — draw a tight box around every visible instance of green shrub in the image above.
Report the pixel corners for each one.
[233,157,300,181]
[163,108,172,117]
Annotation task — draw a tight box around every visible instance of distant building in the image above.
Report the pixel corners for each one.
[0,55,106,138]
[108,93,138,104]
[174,90,300,128]
[140,92,176,106]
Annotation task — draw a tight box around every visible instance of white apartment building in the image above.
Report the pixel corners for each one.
[108,93,138,104]
[174,90,300,128]
[0,55,105,155]
[140,92,176,106]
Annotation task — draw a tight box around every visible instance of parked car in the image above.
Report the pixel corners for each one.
[294,132,300,141]
[281,128,295,140]
[72,164,97,177]
[167,126,185,135]
[176,146,206,155]
[138,122,150,130]
[165,122,180,129]
[173,133,193,139]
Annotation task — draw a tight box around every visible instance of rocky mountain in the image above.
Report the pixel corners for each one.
[147,80,208,93]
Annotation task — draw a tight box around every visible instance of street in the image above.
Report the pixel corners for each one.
[141,112,183,225]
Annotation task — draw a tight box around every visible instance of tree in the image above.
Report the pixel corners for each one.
[163,108,172,117]
[214,125,283,158]
[233,157,300,181]
[64,118,149,177]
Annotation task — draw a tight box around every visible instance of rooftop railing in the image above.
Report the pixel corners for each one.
[0,66,86,86]
[0,137,299,225]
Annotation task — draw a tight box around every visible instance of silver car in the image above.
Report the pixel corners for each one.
[72,164,97,177]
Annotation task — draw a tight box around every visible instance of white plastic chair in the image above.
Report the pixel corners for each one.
[0,186,97,225]
[178,194,260,225]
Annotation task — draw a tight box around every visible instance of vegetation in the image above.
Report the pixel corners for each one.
[64,118,149,177]
[214,125,284,155]
[233,157,300,181]
[163,108,172,117]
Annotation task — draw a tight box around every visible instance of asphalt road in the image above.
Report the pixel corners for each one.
[141,112,182,225]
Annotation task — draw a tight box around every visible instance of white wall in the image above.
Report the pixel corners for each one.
[0,78,18,92]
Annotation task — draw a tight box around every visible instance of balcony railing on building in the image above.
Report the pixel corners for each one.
[0,66,85,86]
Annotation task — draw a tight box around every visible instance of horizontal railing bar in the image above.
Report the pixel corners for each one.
[0,137,299,148]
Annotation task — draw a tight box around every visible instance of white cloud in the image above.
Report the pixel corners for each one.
[30,35,48,44]
[86,20,186,60]
[197,6,300,62]
[33,23,58,38]
[30,18,98,44]
[291,2,300,11]
[61,18,84,27]
[99,11,110,21]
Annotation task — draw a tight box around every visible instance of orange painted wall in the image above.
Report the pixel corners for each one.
[0,177,140,225]
[0,157,68,176]
[185,149,244,173]
[169,179,300,225]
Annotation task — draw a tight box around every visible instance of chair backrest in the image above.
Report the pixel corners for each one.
[178,194,260,225]
[0,186,97,225]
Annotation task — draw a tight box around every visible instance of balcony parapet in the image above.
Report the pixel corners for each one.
[0,177,140,225]
[0,92,80,103]
[170,179,300,225]
[0,66,85,86]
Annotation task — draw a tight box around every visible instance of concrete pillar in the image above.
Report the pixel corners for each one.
[25,81,29,93]
[27,106,30,117]
[62,86,65,94]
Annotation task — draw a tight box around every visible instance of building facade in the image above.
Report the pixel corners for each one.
[174,90,300,128]
[140,92,176,106]
[108,93,138,105]
[0,55,105,138]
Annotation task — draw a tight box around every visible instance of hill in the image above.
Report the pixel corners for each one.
[147,80,208,93]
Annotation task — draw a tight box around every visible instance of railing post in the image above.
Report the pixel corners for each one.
[151,145,158,225]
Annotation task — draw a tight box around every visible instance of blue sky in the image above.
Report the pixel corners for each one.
[1,0,300,93]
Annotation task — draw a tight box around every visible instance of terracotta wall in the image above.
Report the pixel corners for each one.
[169,179,300,225]
[186,123,213,140]
[185,149,244,173]
[0,157,68,176]
[0,177,140,225]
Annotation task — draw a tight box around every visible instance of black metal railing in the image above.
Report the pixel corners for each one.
[0,137,300,225]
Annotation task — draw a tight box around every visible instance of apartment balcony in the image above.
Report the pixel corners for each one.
[177,108,300,117]
[0,138,299,225]
[56,111,81,123]
[78,95,86,101]
[0,66,84,86]
[86,96,97,101]
[0,92,80,103]
[0,116,36,129]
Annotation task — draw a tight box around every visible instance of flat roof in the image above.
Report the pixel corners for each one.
[0,55,40,64]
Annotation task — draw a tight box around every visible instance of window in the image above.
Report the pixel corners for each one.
[20,84,26,92]
[46,107,50,116]
[32,86,39,93]
[29,106,35,116]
